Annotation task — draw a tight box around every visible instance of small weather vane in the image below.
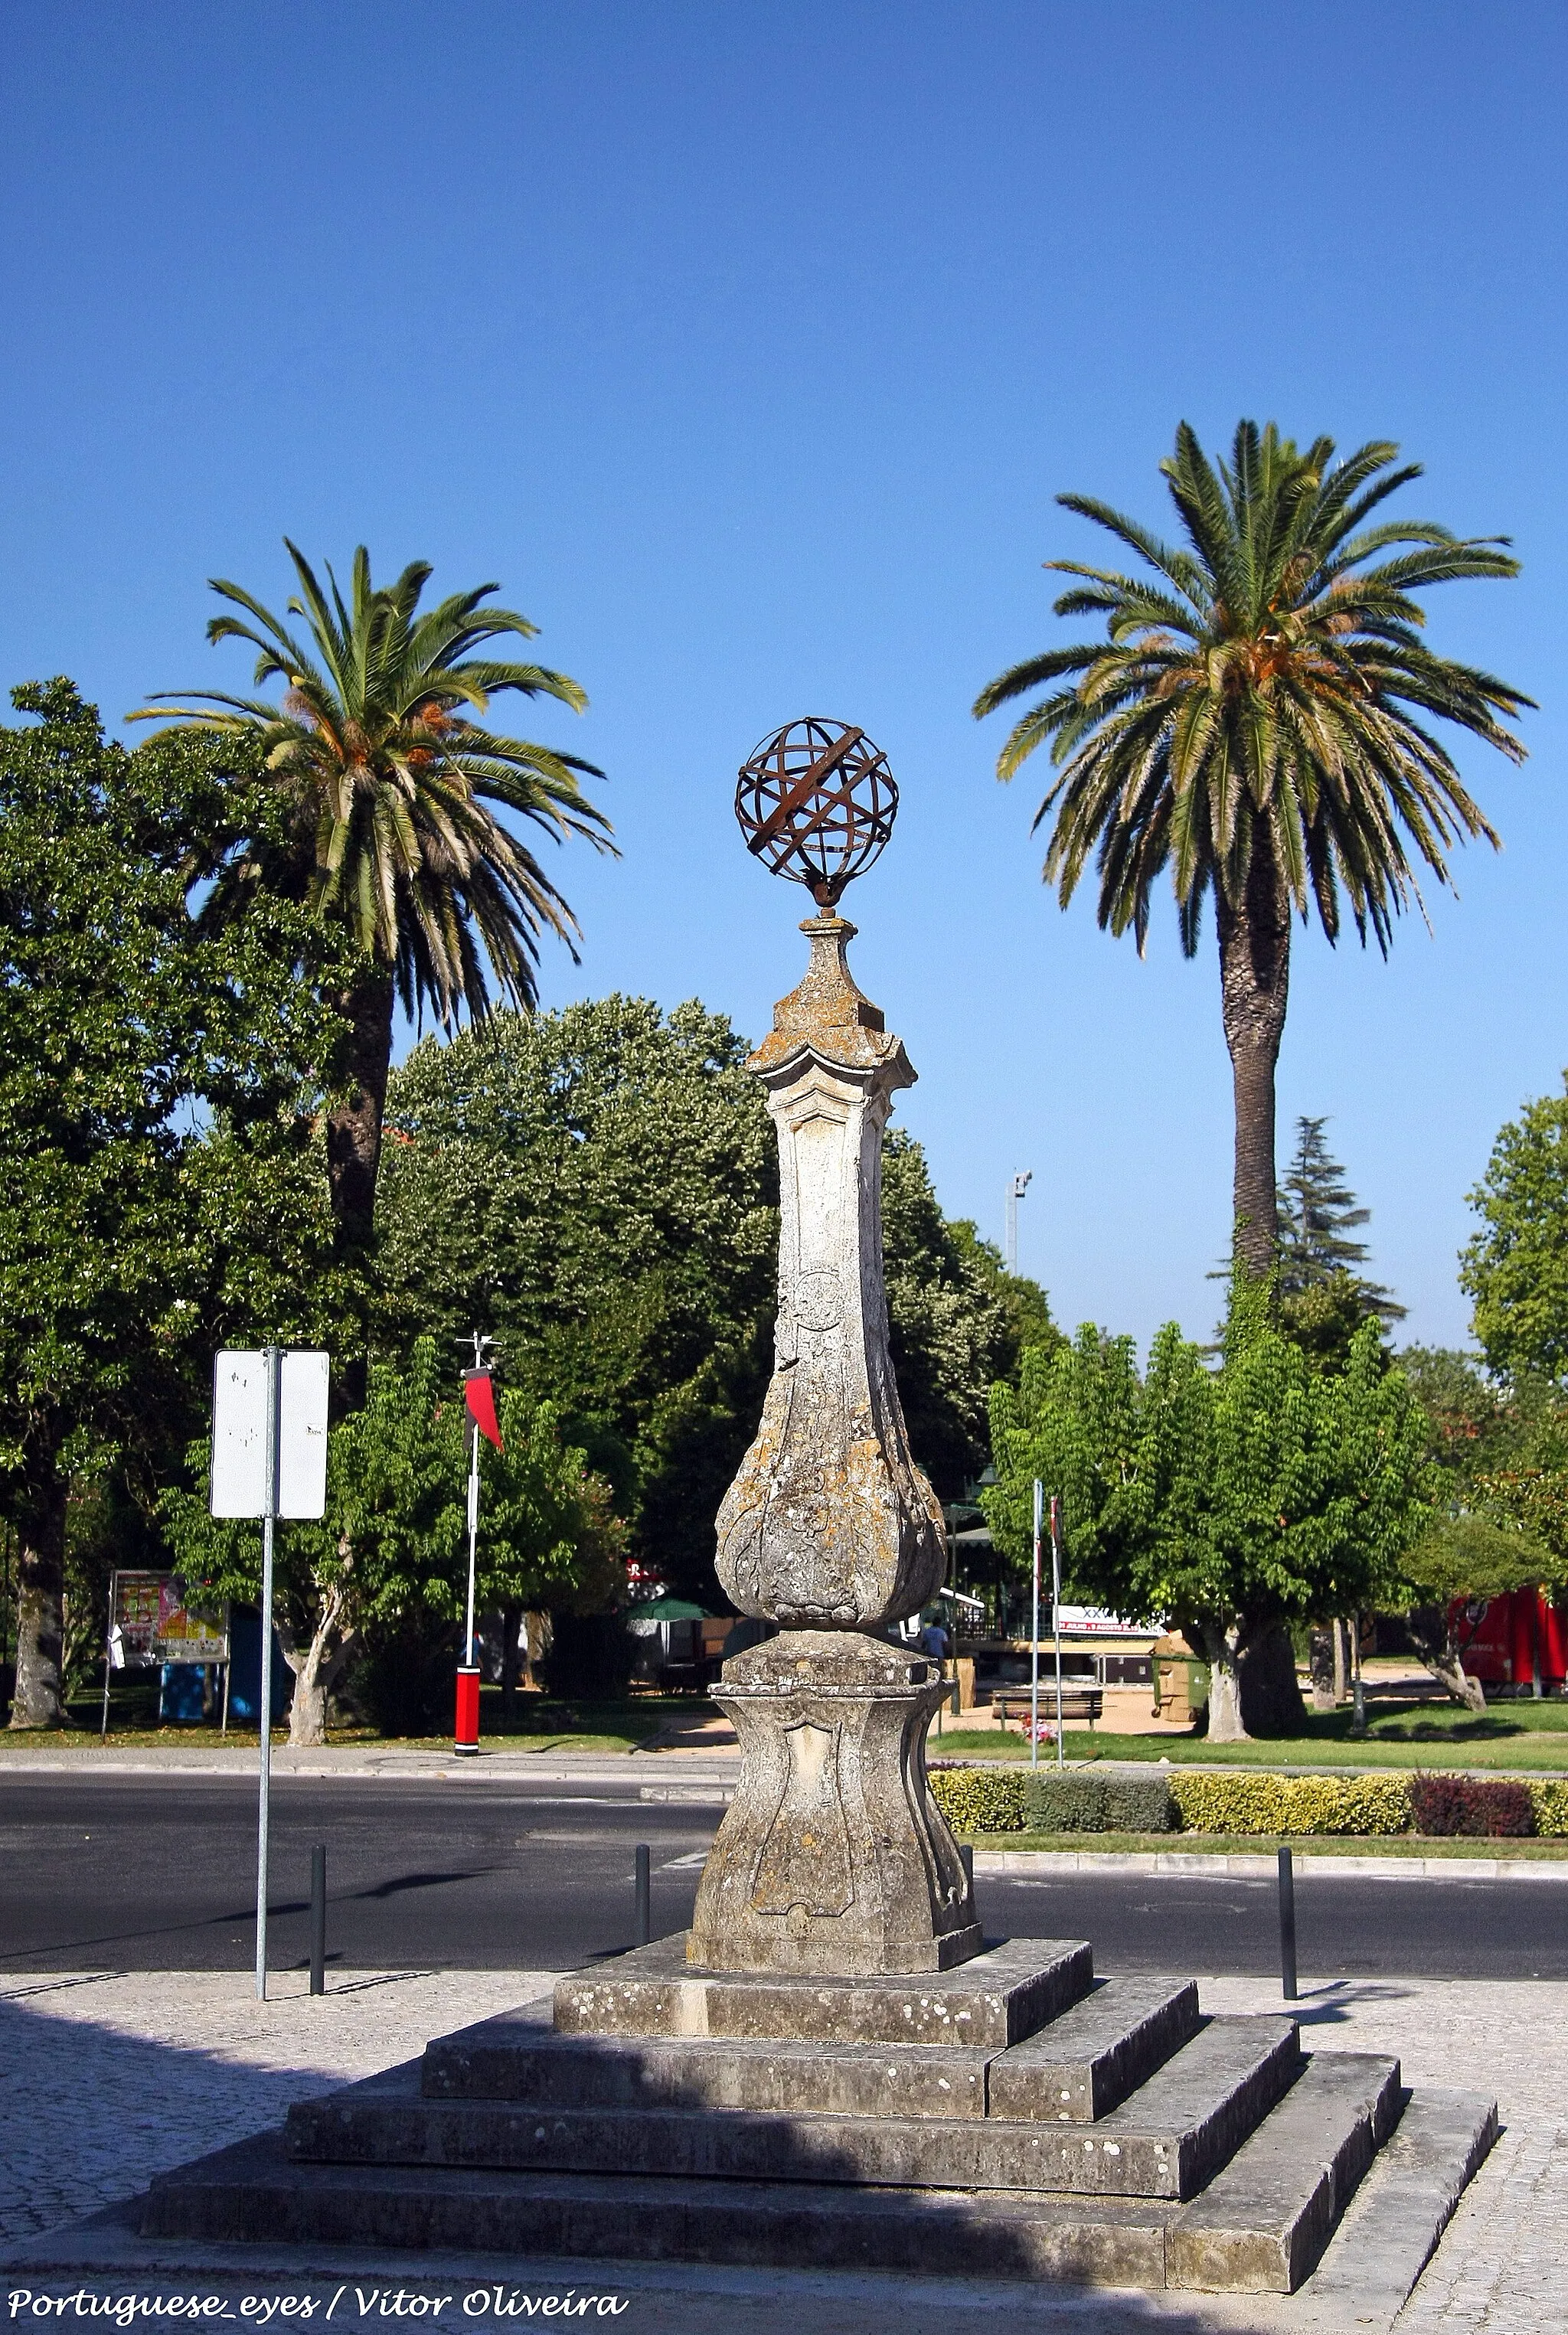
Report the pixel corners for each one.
[734,717,899,909]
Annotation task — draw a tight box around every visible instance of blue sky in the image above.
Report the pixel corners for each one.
[3,1,1563,1354]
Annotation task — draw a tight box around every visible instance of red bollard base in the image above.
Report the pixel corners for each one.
[454,1665,481,1755]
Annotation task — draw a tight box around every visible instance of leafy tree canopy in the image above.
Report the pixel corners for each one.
[983,1272,1432,1737]
[374,998,1031,1601]
[163,1337,616,1742]
[1461,1076,1568,1386]
[0,678,351,1724]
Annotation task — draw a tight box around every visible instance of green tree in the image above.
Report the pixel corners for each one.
[132,541,612,1276]
[1460,1076,1568,1383]
[1395,1346,1563,1708]
[165,1338,617,1742]
[0,681,348,1729]
[469,1386,629,1713]
[1277,1116,1403,1327]
[375,997,1021,1601]
[984,1275,1432,1739]
[974,420,1530,1279]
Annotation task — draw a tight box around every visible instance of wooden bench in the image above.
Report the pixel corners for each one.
[991,1684,1105,1731]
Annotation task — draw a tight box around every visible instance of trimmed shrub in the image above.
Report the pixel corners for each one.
[1021,1769,1176,1834]
[929,1765,1027,1834]
[1408,1774,1535,1838]
[1528,1780,1568,1837]
[1170,1771,1411,1837]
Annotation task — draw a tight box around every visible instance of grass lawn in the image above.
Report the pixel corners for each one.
[936,1695,1568,1772]
[5,1685,710,1756]
[957,1828,1568,1858]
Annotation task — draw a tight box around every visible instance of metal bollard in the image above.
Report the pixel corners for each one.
[1277,1844,1298,2002]
[635,1843,652,1948]
[309,1844,327,1996]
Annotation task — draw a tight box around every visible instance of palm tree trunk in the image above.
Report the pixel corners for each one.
[325,965,397,1265]
[8,1458,66,1729]
[1216,837,1292,1278]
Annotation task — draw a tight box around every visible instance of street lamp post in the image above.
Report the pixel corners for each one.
[1005,1171,1032,1272]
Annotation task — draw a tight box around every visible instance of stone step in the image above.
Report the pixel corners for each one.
[423,2017,995,2119]
[1166,2051,1402,2294]
[419,1974,1195,2126]
[549,1930,1092,2048]
[289,2015,1299,2202]
[142,2127,1178,2288]
[1296,2087,1499,2323]
[987,1976,1201,2123]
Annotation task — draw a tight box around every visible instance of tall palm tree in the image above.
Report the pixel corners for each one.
[974,422,1532,1275]
[134,540,612,1264]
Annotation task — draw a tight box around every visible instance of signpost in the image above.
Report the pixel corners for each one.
[211,1347,329,2000]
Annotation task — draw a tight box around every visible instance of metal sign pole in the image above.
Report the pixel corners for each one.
[1050,1495,1065,1769]
[100,1570,116,1740]
[1030,1480,1042,1769]
[256,1344,281,2003]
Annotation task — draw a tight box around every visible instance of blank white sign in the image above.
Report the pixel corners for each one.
[211,1350,331,1520]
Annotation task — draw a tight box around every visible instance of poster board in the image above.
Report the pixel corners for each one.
[109,1571,230,1667]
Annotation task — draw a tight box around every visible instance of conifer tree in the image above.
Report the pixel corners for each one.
[1277,1116,1404,1325]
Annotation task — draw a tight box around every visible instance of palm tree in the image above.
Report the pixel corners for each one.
[974,422,1532,1275]
[134,540,612,1264]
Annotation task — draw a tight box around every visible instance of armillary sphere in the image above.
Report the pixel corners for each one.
[734,717,898,909]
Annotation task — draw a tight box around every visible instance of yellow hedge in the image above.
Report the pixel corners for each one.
[1169,1771,1410,1837]
[929,1767,1026,1833]
[1528,1780,1568,1837]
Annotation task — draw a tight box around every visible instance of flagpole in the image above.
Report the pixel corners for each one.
[454,1331,495,1757]
[464,1414,480,1669]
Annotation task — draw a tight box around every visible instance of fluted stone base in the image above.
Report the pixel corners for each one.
[687,1628,983,1975]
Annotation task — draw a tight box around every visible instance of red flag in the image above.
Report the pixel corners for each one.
[464,1372,503,1450]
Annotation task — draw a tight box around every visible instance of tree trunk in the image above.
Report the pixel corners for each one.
[1332,1618,1348,1703]
[500,1603,522,1719]
[278,1587,357,1748]
[8,1463,67,1729]
[325,966,397,1411]
[1406,1605,1487,1713]
[1308,1622,1338,1713]
[1196,1623,1249,1742]
[1217,835,1292,1279]
[1238,1620,1308,1735]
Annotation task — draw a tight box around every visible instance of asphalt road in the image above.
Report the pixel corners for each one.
[2,1773,1565,1981]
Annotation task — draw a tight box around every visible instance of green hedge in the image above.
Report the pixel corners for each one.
[1021,1769,1177,1834]
[1169,1771,1410,1837]
[932,1762,1568,1840]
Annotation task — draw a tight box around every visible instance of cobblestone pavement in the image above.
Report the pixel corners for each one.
[2,1969,1561,2333]
[0,1970,549,2245]
[1204,1974,1568,2333]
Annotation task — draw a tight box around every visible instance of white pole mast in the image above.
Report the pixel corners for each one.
[1051,1494,1065,1769]
[1030,1478,1042,1769]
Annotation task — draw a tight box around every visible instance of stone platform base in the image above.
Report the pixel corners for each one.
[139,1934,1498,2299]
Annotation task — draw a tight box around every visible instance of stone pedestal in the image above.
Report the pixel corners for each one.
[701,914,975,1976]
[688,1629,983,1974]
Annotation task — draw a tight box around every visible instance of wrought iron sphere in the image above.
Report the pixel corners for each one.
[734,717,898,909]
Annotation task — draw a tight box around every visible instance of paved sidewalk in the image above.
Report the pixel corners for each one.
[2,1968,1560,2331]
[0,1970,550,2247]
